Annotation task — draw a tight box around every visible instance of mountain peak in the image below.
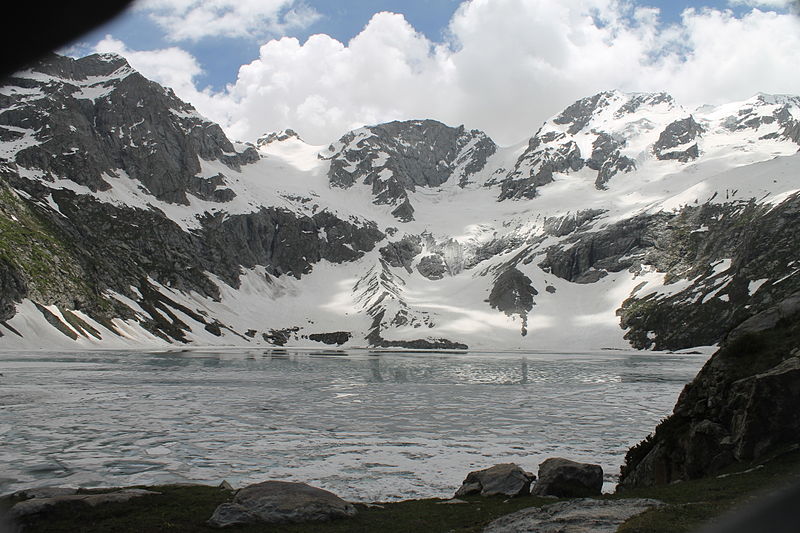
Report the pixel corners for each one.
[21,53,133,82]
[257,129,303,147]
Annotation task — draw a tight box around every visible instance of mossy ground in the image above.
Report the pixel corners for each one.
[616,447,800,532]
[0,487,552,533]
[4,449,800,533]
[0,181,93,306]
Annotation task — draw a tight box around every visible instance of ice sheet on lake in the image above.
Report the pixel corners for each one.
[0,350,707,501]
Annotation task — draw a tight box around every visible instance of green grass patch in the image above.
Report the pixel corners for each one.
[6,485,555,533]
[616,447,800,532]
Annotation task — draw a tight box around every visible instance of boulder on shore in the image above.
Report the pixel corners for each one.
[207,481,356,528]
[454,463,535,498]
[9,489,160,519]
[532,458,603,497]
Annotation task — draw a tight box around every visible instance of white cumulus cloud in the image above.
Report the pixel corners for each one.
[99,0,800,146]
[728,0,797,8]
[132,0,320,41]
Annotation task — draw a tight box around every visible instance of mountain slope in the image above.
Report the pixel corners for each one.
[0,53,798,351]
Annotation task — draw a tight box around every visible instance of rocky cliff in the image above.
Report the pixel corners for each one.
[0,53,799,350]
[618,293,800,488]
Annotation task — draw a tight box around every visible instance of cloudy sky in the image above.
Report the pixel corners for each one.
[65,0,800,146]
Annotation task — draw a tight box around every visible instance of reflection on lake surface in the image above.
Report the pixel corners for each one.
[0,349,707,501]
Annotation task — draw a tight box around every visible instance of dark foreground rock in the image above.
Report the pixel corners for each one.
[532,458,603,497]
[207,481,356,528]
[455,463,535,498]
[619,292,800,488]
[482,498,664,533]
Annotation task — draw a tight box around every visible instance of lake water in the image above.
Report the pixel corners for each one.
[0,349,707,501]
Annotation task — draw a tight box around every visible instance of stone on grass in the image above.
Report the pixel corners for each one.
[12,487,77,499]
[455,463,535,498]
[10,489,160,519]
[207,481,357,528]
[483,497,664,533]
[532,458,603,497]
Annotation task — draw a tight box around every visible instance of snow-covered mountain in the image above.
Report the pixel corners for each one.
[1,53,798,351]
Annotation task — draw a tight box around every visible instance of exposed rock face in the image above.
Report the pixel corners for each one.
[323,119,496,221]
[552,92,615,135]
[537,194,800,350]
[496,91,679,197]
[721,94,800,139]
[256,128,301,147]
[0,258,26,321]
[482,498,664,533]
[308,331,352,345]
[454,463,535,498]
[380,235,423,273]
[653,116,703,162]
[207,481,357,527]
[488,268,537,335]
[618,296,800,488]
[586,133,636,189]
[532,458,603,498]
[417,254,447,280]
[542,209,605,238]
[4,54,257,205]
[501,132,583,199]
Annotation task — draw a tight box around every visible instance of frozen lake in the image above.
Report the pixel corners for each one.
[0,349,707,501]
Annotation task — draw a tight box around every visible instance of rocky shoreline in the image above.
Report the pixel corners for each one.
[0,458,665,532]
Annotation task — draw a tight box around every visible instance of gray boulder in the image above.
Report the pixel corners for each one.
[207,481,357,528]
[532,458,603,497]
[482,497,663,533]
[454,463,535,498]
[9,489,159,519]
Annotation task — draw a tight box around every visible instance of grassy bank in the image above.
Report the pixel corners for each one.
[3,448,799,532]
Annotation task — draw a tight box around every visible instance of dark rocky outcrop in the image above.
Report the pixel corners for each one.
[499,131,583,199]
[373,337,468,350]
[323,120,496,220]
[653,116,704,162]
[207,481,356,528]
[722,95,800,144]
[0,258,26,321]
[416,254,447,280]
[380,236,423,273]
[542,209,605,238]
[256,128,301,147]
[586,132,637,189]
[488,268,537,335]
[538,194,800,350]
[308,331,352,345]
[552,92,615,135]
[618,295,800,488]
[4,54,257,205]
[532,458,603,498]
[454,463,535,498]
